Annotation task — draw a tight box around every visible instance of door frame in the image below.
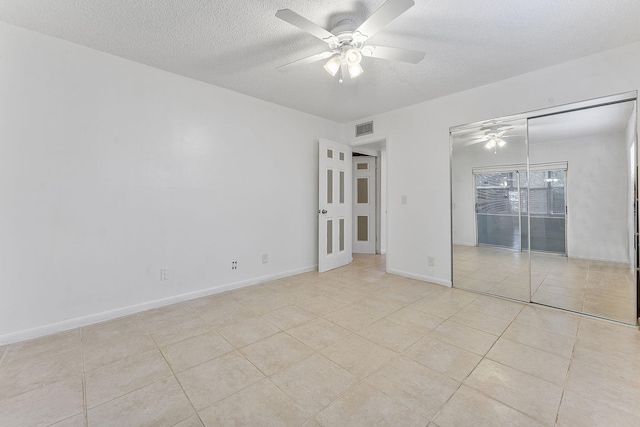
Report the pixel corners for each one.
[350,135,388,258]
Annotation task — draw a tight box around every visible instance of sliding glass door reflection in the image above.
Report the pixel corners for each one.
[475,171,523,251]
[524,169,567,255]
[528,101,637,324]
[451,118,530,302]
[451,94,637,324]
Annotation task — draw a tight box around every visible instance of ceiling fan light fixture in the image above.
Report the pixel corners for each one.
[497,138,506,147]
[348,62,364,78]
[323,55,341,76]
[345,48,362,66]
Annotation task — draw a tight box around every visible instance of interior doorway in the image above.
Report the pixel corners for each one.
[353,155,376,254]
[351,138,387,256]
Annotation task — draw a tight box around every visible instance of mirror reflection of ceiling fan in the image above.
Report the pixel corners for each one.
[471,122,523,152]
[478,129,511,151]
[275,0,425,82]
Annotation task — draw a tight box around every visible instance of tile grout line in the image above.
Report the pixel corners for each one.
[86,314,206,423]
[332,289,455,424]
[259,353,326,424]
[378,294,520,425]
[0,346,8,368]
[145,317,208,427]
[553,316,583,426]
[445,303,555,427]
[80,328,88,427]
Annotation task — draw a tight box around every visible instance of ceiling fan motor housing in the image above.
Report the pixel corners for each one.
[327,19,366,51]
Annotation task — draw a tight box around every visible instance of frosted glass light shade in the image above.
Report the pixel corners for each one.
[345,49,362,66]
[348,63,363,78]
[324,56,341,76]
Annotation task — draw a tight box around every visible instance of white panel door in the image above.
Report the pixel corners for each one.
[353,156,376,254]
[318,138,352,272]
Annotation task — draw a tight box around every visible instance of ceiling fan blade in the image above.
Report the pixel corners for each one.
[276,51,334,72]
[275,9,337,43]
[355,0,415,39]
[459,139,486,148]
[473,135,490,142]
[362,45,425,64]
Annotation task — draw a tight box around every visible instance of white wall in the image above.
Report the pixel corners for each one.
[379,150,388,254]
[347,41,640,286]
[0,22,344,343]
[529,133,629,263]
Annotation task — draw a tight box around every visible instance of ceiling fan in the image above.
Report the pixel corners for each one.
[455,122,524,151]
[275,0,425,82]
[473,125,517,153]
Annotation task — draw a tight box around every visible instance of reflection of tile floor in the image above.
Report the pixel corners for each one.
[454,245,531,301]
[454,245,637,324]
[1,254,640,426]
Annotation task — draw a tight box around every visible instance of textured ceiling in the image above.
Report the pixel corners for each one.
[2,0,640,122]
[529,101,635,143]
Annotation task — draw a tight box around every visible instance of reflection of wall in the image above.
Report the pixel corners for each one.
[529,132,629,263]
[453,130,632,263]
[452,137,527,245]
[626,110,637,268]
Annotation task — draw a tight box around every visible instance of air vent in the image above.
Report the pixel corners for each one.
[355,121,373,137]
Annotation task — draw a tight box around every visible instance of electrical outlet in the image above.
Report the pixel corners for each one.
[401,195,408,205]
[427,256,435,267]
[231,261,238,270]
[262,253,269,264]
[160,269,169,281]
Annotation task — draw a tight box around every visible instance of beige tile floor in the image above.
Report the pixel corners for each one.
[454,245,637,324]
[1,254,640,426]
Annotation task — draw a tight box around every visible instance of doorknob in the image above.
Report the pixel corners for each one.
[318,209,327,214]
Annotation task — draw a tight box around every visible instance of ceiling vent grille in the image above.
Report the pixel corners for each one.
[356,121,373,137]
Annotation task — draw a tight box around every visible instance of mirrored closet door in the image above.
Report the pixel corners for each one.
[451,93,638,325]
[528,101,637,324]
[451,118,531,302]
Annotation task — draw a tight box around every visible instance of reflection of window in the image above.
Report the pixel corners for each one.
[475,172,519,215]
[508,191,520,212]
[522,171,565,216]
[475,170,565,217]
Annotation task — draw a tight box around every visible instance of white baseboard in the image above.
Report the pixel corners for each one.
[386,268,452,288]
[0,265,317,346]
[567,254,629,264]
[453,241,476,247]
